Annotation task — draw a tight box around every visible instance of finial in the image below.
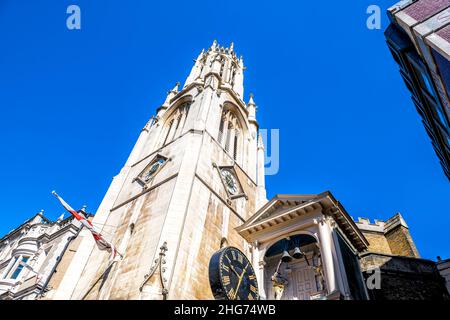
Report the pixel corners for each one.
[57,213,65,222]
[169,82,180,94]
[211,39,218,50]
[230,42,234,52]
[81,205,87,212]
[38,209,44,215]
[239,55,244,67]
[257,132,265,149]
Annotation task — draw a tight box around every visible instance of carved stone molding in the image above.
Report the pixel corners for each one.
[139,242,169,299]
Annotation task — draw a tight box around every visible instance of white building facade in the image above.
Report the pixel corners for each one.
[0,211,85,300]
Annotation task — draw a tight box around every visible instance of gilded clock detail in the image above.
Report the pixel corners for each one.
[209,247,259,300]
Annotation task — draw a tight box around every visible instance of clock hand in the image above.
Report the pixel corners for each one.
[231,263,249,300]
[230,265,240,277]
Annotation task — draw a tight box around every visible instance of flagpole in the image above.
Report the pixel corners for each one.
[51,191,123,260]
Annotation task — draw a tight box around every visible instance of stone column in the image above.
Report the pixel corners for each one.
[258,259,267,300]
[251,242,263,299]
[315,217,338,295]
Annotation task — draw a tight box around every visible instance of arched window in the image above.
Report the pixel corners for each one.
[162,102,191,146]
[163,119,174,146]
[218,108,242,162]
[233,131,239,161]
[225,122,233,152]
[218,116,225,144]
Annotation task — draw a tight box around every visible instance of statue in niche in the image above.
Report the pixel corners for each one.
[271,260,289,300]
[311,252,326,293]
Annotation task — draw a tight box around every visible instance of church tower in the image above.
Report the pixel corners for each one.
[51,41,267,300]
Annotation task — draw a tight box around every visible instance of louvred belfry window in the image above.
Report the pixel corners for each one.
[217,108,242,162]
[162,102,191,146]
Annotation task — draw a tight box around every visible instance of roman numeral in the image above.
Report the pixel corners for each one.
[228,288,236,299]
[231,251,237,260]
[237,253,244,264]
[248,293,254,300]
[223,276,230,286]
[248,274,256,280]
[222,264,229,273]
[250,285,257,293]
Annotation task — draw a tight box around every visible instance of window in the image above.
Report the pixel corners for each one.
[411,64,436,100]
[11,256,29,279]
[218,116,225,144]
[163,119,174,146]
[225,123,232,152]
[233,131,239,161]
[218,108,242,162]
[433,104,449,130]
[219,61,225,78]
[162,102,191,146]
[3,256,29,280]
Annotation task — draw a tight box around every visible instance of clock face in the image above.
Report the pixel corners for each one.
[221,169,239,195]
[209,247,259,300]
[143,159,165,182]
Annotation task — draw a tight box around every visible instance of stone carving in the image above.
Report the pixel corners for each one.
[139,242,169,299]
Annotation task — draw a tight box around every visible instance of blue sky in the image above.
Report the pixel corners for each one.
[0,1,448,260]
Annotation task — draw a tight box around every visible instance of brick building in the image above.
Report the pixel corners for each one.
[385,0,450,180]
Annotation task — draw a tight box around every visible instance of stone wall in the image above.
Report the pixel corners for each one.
[437,259,450,295]
[360,253,449,300]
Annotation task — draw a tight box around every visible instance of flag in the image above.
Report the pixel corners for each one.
[52,191,121,260]
[19,261,43,283]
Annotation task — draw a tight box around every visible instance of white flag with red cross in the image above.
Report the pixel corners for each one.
[52,191,121,260]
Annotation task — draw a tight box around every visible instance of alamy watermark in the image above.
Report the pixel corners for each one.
[66,5,81,30]
[366,5,382,30]
[366,268,381,290]
[261,129,280,176]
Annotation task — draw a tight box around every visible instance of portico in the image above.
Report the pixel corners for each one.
[237,192,370,300]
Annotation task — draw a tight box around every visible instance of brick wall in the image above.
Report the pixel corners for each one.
[361,232,392,254]
[385,226,420,258]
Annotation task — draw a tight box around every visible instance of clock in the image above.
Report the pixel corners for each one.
[209,246,259,300]
[143,158,165,182]
[221,169,239,195]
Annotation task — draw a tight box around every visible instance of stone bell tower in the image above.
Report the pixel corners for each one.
[51,41,267,300]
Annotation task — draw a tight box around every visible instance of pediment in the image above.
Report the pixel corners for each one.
[243,195,320,226]
[237,195,323,236]
[237,192,370,252]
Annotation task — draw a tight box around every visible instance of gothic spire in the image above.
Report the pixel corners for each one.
[210,39,218,51]
[248,93,256,107]
[160,82,180,113]
[170,82,180,94]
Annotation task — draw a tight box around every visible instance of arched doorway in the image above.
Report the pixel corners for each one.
[264,234,327,300]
